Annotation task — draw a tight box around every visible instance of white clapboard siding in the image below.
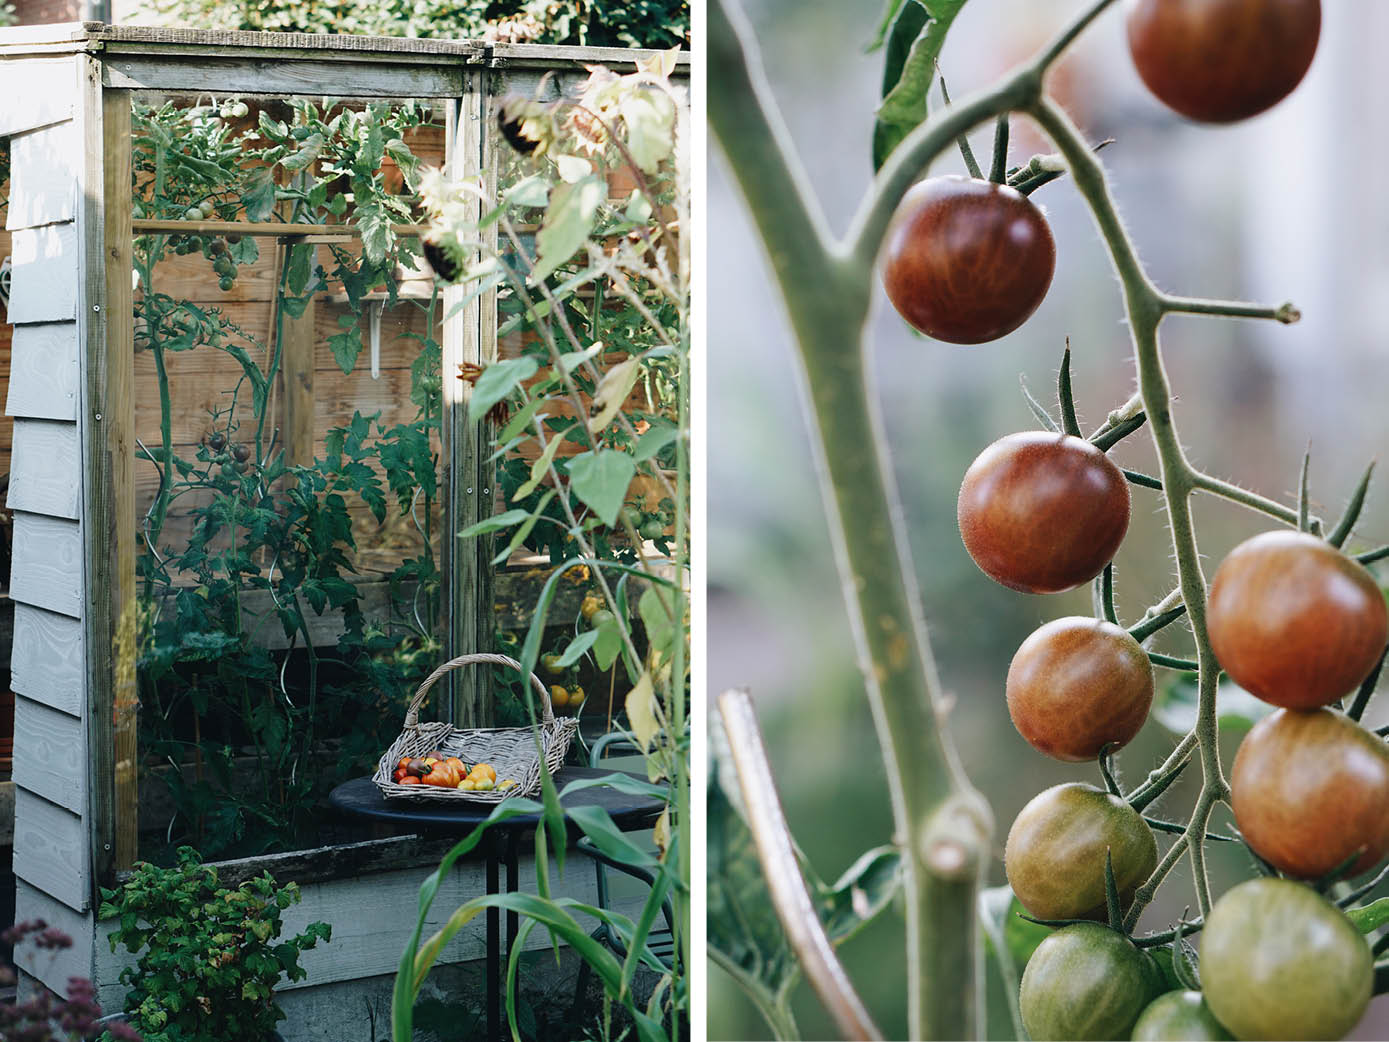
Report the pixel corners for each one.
[7,118,79,230]
[10,511,84,618]
[6,321,80,420]
[13,879,97,993]
[94,854,648,1005]
[12,695,87,813]
[8,223,80,324]
[0,58,76,136]
[12,787,90,911]
[11,603,86,715]
[8,418,81,519]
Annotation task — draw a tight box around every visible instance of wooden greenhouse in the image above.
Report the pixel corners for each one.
[0,22,686,1033]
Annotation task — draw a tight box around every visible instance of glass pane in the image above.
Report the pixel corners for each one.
[130,94,449,859]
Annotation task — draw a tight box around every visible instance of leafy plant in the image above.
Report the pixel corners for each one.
[99,849,330,1042]
[131,98,447,856]
[0,921,140,1041]
[135,0,689,49]
[394,51,689,1042]
[710,0,1389,1038]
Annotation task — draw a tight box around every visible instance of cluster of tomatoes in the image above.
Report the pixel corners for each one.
[877,1,1389,1038]
[391,752,516,793]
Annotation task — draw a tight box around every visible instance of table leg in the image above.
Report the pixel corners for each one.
[487,833,500,1042]
[505,830,521,958]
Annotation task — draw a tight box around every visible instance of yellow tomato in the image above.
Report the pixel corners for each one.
[580,593,603,622]
[474,763,497,783]
[457,779,477,791]
[475,778,496,791]
[550,684,570,708]
[568,686,586,707]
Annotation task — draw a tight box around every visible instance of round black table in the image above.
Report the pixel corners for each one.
[329,767,665,1041]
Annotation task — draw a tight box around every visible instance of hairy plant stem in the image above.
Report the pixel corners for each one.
[1028,96,1299,923]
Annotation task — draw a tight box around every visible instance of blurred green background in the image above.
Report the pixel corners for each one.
[708,0,1389,1038]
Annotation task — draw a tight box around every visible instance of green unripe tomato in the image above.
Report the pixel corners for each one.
[540,652,565,676]
[639,519,665,540]
[1005,782,1157,921]
[1019,923,1163,1041]
[621,504,642,527]
[1131,991,1233,1041]
[184,206,203,221]
[213,256,234,276]
[218,275,235,292]
[221,461,243,478]
[198,199,215,218]
[1200,877,1371,1041]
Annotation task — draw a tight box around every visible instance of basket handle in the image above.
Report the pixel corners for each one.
[403,653,555,730]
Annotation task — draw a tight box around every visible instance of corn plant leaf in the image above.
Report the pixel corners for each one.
[555,630,599,668]
[626,671,659,751]
[459,508,532,539]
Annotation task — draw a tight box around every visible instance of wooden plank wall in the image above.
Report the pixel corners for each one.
[135,109,447,584]
[3,58,94,941]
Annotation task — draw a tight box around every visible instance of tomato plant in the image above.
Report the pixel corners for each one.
[710,0,1389,1039]
[1230,707,1389,879]
[1007,616,1153,761]
[881,176,1055,344]
[1130,991,1233,1042]
[1018,923,1163,1041]
[1207,530,1387,709]
[1126,0,1321,123]
[1005,783,1157,922]
[1200,878,1373,1041]
[958,431,1130,594]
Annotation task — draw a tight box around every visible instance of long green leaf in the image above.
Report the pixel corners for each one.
[872,0,968,170]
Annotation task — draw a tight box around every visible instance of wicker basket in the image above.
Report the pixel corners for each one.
[372,653,580,803]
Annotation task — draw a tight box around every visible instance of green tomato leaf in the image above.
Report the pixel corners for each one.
[327,325,363,375]
[567,449,636,527]
[1347,897,1389,934]
[1153,674,1274,736]
[469,357,539,423]
[286,242,313,296]
[873,0,967,171]
[242,169,277,222]
[633,422,679,463]
[533,175,605,284]
[281,131,324,172]
[228,235,259,265]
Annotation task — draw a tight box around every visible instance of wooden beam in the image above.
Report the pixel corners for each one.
[132,218,423,238]
[103,54,466,98]
[282,293,316,468]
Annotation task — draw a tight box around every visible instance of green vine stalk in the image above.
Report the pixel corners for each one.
[711,0,1307,1035]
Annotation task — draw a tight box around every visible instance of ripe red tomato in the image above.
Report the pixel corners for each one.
[1126,0,1321,124]
[1131,991,1233,1041]
[1200,878,1372,1041]
[1007,617,1154,762]
[881,176,1055,344]
[1230,707,1389,879]
[1005,783,1157,922]
[1019,923,1164,1041]
[1207,531,1387,709]
[958,432,1130,594]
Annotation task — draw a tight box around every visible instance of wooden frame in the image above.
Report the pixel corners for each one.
[0,22,687,1012]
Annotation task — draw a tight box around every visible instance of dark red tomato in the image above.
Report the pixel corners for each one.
[1005,783,1157,922]
[1201,878,1372,1041]
[1019,923,1164,1041]
[1207,531,1387,709]
[1126,0,1321,123]
[1007,617,1154,762]
[958,432,1130,594]
[1131,991,1233,1041]
[1230,707,1389,879]
[881,176,1055,344]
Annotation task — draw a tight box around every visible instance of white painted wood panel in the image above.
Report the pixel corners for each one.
[102,55,464,97]
[12,879,96,994]
[7,118,79,230]
[10,511,84,618]
[11,603,86,715]
[8,418,81,519]
[12,787,90,911]
[93,855,646,999]
[12,694,87,813]
[0,58,76,136]
[8,223,80,324]
[6,321,80,420]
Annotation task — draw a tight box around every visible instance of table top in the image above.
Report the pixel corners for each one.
[329,767,666,832]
